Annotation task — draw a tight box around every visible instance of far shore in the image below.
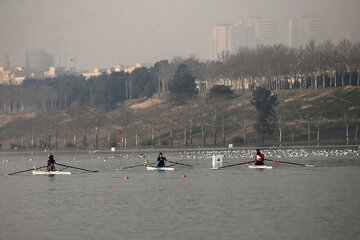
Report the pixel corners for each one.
[0,145,359,154]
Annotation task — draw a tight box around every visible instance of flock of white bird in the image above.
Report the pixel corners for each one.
[1,147,359,164]
[173,148,360,161]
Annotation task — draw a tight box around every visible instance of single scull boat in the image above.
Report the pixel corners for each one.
[146,166,174,171]
[248,165,272,169]
[32,171,71,175]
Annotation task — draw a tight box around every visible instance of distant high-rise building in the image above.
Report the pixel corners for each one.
[345,31,360,43]
[210,17,278,60]
[289,16,327,48]
[25,52,30,68]
[210,24,232,61]
[249,16,277,46]
[5,54,10,69]
[231,20,256,51]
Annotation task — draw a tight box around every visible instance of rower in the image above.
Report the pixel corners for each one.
[157,152,167,167]
[47,154,56,171]
[254,149,265,166]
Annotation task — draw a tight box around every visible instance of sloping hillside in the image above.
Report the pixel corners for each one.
[0,87,359,150]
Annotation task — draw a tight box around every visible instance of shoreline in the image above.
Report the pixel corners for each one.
[1,144,359,154]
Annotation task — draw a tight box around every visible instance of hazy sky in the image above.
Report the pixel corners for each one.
[1,0,359,69]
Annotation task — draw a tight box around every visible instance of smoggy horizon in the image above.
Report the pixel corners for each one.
[1,0,359,70]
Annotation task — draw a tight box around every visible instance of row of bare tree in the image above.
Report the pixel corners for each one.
[1,39,359,114]
[210,39,360,91]
[4,87,360,151]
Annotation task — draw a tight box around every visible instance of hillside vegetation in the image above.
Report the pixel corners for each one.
[1,87,359,150]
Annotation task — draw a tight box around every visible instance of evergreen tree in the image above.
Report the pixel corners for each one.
[169,64,196,104]
[91,72,127,110]
[251,87,277,144]
[209,85,234,99]
[130,67,156,98]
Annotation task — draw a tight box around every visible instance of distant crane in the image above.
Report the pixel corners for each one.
[70,56,77,71]
[64,54,77,71]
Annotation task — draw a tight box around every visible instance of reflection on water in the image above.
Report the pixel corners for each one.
[0,150,359,240]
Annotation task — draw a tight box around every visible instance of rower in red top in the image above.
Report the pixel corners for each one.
[47,154,56,171]
[254,149,265,166]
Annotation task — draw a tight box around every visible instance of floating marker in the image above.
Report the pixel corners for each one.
[212,155,223,169]
[181,174,187,178]
[124,176,129,180]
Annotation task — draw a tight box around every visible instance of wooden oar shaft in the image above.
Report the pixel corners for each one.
[8,166,47,175]
[57,163,98,172]
[264,159,307,167]
[219,160,255,169]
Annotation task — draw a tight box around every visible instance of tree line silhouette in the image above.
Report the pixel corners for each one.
[0,39,359,113]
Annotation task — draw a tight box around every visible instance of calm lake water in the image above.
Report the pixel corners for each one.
[0,149,359,240]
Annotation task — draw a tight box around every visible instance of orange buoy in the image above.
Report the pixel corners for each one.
[124,176,129,180]
[181,174,186,178]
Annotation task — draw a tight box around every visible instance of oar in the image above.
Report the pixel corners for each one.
[8,166,48,175]
[160,152,193,167]
[218,161,255,169]
[166,163,177,167]
[56,163,98,172]
[167,160,193,167]
[264,159,314,167]
[122,164,147,170]
[122,160,154,169]
[58,166,69,172]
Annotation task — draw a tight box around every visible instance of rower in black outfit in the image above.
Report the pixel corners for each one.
[47,154,56,171]
[157,152,167,167]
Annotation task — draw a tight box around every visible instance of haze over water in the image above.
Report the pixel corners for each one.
[1,149,359,240]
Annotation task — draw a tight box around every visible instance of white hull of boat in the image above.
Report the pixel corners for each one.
[32,171,71,175]
[248,165,272,169]
[146,167,174,171]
